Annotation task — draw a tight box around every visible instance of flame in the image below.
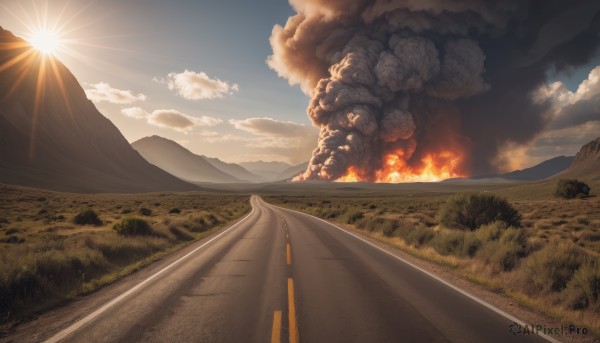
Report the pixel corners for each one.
[336,150,465,183]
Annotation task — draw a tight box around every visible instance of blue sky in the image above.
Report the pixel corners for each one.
[0,0,317,164]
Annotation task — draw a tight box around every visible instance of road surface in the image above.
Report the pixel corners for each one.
[26,195,550,342]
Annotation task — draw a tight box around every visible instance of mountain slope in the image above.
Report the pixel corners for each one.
[276,161,309,181]
[0,27,196,193]
[132,136,241,183]
[559,137,600,180]
[202,156,265,183]
[239,161,292,181]
[497,156,573,180]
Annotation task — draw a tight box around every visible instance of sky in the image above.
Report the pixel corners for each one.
[0,0,317,165]
[0,0,598,172]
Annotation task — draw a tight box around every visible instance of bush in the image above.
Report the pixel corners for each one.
[439,192,521,231]
[73,209,102,226]
[113,217,154,236]
[430,231,476,257]
[138,208,152,216]
[476,228,527,271]
[169,208,181,214]
[346,211,364,224]
[565,259,600,310]
[555,179,591,199]
[521,241,582,293]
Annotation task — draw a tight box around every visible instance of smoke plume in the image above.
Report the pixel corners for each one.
[268,0,600,181]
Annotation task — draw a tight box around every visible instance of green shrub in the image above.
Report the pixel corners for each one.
[555,179,591,199]
[169,226,194,241]
[476,228,527,272]
[113,217,154,236]
[474,221,505,242]
[169,208,181,214]
[565,259,600,310]
[346,211,364,224]
[403,226,436,247]
[521,241,582,293]
[73,209,102,226]
[430,231,469,256]
[477,240,524,272]
[438,192,521,231]
[381,219,399,236]
[138,208,152,216]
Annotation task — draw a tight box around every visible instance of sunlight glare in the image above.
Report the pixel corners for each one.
[29,29,61,55]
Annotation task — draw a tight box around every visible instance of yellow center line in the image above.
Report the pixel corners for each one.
[288,278,299,343]
[271,310,282,343]
[286,243,292,265]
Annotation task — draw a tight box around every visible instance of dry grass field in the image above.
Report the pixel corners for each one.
[0,184,250,329]
[264,177,600,337]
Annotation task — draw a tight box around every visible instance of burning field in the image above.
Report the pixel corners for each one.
[268,0,600,182]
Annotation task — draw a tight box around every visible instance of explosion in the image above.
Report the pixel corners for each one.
[268,0,600,183]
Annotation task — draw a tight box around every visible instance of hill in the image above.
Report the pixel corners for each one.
[239,161,292,181]
[558,137,600,181]
[202,156,265,183]
[0,27,196,193]
[131,136,241,183]
[494,156,573,180]
[276,162,309,181]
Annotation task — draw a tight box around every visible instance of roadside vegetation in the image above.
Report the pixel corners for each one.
[265,181,600,336]
[0,184,250,330]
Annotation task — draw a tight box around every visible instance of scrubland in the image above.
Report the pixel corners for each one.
[0,184,249,329]
[265,178,600,336]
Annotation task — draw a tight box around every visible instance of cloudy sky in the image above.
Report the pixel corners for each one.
[0,0,598,171]
[0,0,317,165]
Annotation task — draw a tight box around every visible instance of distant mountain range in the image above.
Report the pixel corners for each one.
[131,136,243,184]
[131,136,309,183]
[238,161,293,181]
[201,155,266,183]
[0,27,196,193]
[276,162,309,180]
[468,156,575,181]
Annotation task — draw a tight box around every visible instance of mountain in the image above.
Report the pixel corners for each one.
[131,136,241,183]
[202,156,265,183]
[559,137,600,180]
[0,27,196,193]
[239,161,293,181]
[276,162,309,181]
[444,155,574,184]
[496,156,574,180]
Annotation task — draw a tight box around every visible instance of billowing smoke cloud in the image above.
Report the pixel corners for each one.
[268,0,600,181]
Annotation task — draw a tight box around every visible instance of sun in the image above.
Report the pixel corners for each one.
[28,28,61,55]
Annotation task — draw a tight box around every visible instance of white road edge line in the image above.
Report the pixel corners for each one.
[43,198,256,343]
[263,197,561,343]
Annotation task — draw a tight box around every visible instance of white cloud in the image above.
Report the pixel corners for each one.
[225,117,318,163]
[154,70,239,100]
[229,117,315,137]
[120,107,222,133]
[84,82,146,104]
[504,66,600,170]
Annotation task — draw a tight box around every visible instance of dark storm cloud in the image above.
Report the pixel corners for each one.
[269,0,600,180]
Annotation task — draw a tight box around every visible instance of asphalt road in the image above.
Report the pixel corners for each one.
[35,195,549,343]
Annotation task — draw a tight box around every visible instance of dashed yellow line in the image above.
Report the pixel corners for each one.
[288,278,299,343]
[271,310,282,343]
[286,243,292,265]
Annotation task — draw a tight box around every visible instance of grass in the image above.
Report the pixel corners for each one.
[0,184,250,329]
[264,179,600,337]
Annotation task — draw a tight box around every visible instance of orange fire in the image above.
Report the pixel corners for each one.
[336,150,465,183]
